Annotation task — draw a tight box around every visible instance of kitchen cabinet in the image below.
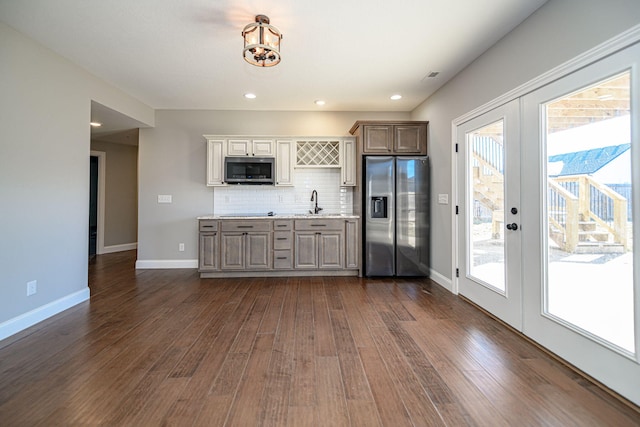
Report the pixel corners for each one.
[220,220,271,270]
[349,121,428,155]
[273,219,293,269]
[198,216,359,277]
[294,219,344,270]
[227,139,274,157]
[345,218,359,269]
[198,220,219,271]
[206,139,225,186]
[340,137,356,186]
[275,140,294,186]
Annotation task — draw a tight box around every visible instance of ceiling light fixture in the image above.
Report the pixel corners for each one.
[314,100,326,106]
[90,122,102,127]
[390,94,402,100]
[242,15,283,67]
[244,93,257,99]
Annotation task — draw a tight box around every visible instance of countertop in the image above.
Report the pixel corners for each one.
[197,214,360,220]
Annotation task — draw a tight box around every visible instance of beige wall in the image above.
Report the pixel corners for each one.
[90,139,138,248]
[0,22,153,335]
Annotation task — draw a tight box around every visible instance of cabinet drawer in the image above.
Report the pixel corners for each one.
[199,220,218,231]
[273,220,292,230]
[294,219,343,231]
[273,250,292,269]
[220,220,272,232]
[273,231,292,250]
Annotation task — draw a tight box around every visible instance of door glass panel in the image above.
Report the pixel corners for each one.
[545,72,634,353]
[467,120,506,293]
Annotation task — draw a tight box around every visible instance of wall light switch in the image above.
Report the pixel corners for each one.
[438,194,449,205]
[158,195,172,204]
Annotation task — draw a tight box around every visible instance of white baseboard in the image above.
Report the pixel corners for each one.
[135,259,199,269]
[0,287,90,342]
[429,268,454,293]
[101,242,137,254]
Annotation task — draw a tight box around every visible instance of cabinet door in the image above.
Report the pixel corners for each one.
[294,232,318,269]
[227,139,251,156]
[363,125,392,153]
[340,138,356,186]
[199,232,219,271]
[275,140,293,186]
[245,232,271,270]
[220,233,245,270]
[252,139,274,156]
[345,220,358,269]
[206,139,225,185]
[394,125,425,154]
[318,232,344,269]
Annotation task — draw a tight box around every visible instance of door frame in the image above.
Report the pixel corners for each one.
[452,24,640,294]
[90,150,106,255]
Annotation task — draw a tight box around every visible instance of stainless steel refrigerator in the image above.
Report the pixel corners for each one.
[364,156,429,276]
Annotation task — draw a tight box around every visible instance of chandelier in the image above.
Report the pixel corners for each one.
[242,15,283,67]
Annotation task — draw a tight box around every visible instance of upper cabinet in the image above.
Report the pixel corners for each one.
[340,137,356,186]
[275,139,294,187]
[206,139,225,186]
[227,139,274,156]
[349,121,428,155]
[204,135,357,187]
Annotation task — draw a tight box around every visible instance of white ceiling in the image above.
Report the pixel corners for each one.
[1,0,546,124]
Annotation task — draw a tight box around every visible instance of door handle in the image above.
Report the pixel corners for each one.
[506,223,518,231]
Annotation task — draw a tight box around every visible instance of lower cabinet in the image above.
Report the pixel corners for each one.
[220,220,271,270]
[294,231,343,269]
[199,219,219,272]
[294,219,344,270]
[199,232,219,271]
[198,217,359,277]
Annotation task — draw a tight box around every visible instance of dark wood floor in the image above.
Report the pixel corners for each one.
[1,251,638,426]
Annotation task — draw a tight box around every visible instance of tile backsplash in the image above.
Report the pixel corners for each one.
[213,168,353,215]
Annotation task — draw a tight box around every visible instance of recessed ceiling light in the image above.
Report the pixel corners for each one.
[244,93,257,99]
[314,100,326,106]
[390,94,402,100]
[90,122,102,127]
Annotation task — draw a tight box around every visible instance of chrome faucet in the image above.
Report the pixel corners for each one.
[310,189,323,214]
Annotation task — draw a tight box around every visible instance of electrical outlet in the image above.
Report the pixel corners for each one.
[158,194,172,204]
[27,280,37,296]
[179,243,185,252]
[438,194,449,205]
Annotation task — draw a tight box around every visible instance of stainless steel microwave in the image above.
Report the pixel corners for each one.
[224,157,275,185]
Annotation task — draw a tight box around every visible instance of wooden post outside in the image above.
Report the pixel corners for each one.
[565,197,579,252]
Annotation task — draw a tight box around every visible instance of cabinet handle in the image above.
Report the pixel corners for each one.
[310,224,326,227]
[276,237,287,240]
[237,225,254,229]
[202,225,214,228]
[276,256,287,260]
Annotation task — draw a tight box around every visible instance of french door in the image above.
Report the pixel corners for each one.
[521,43,640,404]
[457,41,640,405]
[457,99,522,329]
